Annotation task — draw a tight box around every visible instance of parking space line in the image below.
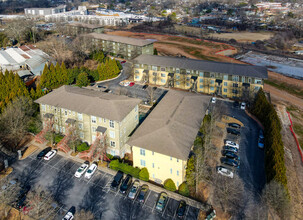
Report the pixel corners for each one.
[184,205,190,219]
[162,198,170,217]
[142,190,151,208]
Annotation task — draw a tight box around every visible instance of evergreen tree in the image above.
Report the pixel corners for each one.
[76,72,90,88]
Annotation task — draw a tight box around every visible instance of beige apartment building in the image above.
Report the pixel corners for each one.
[35,85,141,157]
[86,33,154,59]
[67,22,104,36]
[127,90,210,186]
[133,55,268,100]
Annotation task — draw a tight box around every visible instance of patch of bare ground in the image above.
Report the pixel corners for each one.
[275,104,303,220]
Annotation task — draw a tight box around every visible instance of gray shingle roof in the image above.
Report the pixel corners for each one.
[134,55,268,79]
[86,33,154,47]
[35,85,141,122]
[127,90,210,160]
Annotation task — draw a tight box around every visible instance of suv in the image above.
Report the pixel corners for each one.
[111,171,124,189]
[156,192,168,212]
[222,151,240,161]
[220,157,239,168]
[227,127,240,136]
[120,174,132,194]
[223,146,238,153]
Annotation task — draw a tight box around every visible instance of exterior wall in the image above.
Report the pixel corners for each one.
[67,26,104,36]
[132,146,186,187]
[40,103,139,157]
[133,64,264,99]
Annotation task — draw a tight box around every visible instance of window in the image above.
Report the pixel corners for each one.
[152,151,154,155]
[160,67,165,71]
[176,75,180,79]
[199,85,203,89]
[92,127,96,132]
[152,174,155,178]
[140,149,145,156]
[110,141,116,147]
[248,78,251,83]
[62,127,65,133]
[55,108,57,114]
[161,73,165,77]
[80,132,84,138]
[199,79,203,83]
[177,170,179,176]
[152,66,157,71]
[233,83,238,88]
[77,113,83,121]
[210,80,215,84]
[65,110,67,116]
[224,88,227,93]
[135,70,139,74]
[109,130,115,138]
[224,82,228,86]
[134,64,139,68]
[153,72,157,76]
[41,104,46,111]
[210,73,215,78]
[176,82,180,85]
[91,116,96,123]
[176,69,180,73]
[140,159,146,166]
[186,76,191,80]
[210,86,215,91]
[161,79,165,83]
[224,75,228,80]
[135,75,139,79]
[110,120,114,128]
[199,72,204,77]
[170,168,172,174]
[69,110,71,115]
[78,123,83,130]
[177,182,179,187]
[135,105,138,112]
[186,69,191,74]
[177,159,179,162]
[232,89,238,94]
[232,75,239,82]
[170,157,172,160]
[152,163,155,168]
[73,111,75,116]
[255,79,262,84]
[104,118,106,123]
[186,83,190,86]
[242,77,246,83]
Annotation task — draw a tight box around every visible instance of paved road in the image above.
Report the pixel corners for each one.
[8,151,200,220]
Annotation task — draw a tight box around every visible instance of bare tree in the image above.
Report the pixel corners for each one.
[146,86,155,105]
[26,185,57,219]
[0,178,21,217]
[75,209,95,220]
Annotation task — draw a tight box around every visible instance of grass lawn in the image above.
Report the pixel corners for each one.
[265,79,303,99]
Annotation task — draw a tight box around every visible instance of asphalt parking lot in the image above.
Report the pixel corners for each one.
[9,151,200,220]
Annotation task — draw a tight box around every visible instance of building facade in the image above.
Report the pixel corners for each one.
[67,23,104,36]
[127,90,210,185]
[133,55,268,100]
[36,86,141,157]
[86,33,154,59]
[24,5,66,16]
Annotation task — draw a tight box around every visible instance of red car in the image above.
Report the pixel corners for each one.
[121,60,126,64]
[129,82,135,87]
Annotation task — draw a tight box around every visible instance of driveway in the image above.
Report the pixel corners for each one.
[8,151,201,220]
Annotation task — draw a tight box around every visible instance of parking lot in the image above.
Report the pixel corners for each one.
[9,151,200,220]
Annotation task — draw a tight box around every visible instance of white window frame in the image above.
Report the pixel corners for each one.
[109,120,114,128]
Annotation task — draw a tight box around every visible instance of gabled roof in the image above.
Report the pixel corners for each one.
[86,33,154,47]
[127,90,210,160]
[35,85,141,122]
[134,54,268,79]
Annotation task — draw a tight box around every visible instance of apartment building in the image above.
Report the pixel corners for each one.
[133,55,268,100]
[35,85,141,157]
[127,90,210,186]
[67,22,104,36]
[24,5,66,16]
[86,33,154,59]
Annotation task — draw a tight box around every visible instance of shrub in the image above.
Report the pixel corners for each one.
[139,167,149,181]
[109,160,141,178]
[77,142,90,152]
[164,178,177,192]
[54,134,64,144]
[178,182,190,197]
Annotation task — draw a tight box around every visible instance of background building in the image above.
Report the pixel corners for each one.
[67,22,104,36]
[133,55,268,100]
[36,85,141,157]
[127,90,210,186]
[24,5,66,16]
[86,33,154,59]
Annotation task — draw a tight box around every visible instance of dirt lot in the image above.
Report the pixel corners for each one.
[106,31,241,63]
[209,32,273,43]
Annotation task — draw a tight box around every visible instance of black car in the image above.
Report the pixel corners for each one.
[16,195,27,209]
[137,184,149,203]
[120,174,132,193]
[222,151,239,160]
[228,123,241,129]
[37,147,52,159]
[152,86,157,91]
[176,200,186,218]
[16,185,31,209]
[111,171,124,189]
[220,157,239,168]
[227,128,240,136]
[97,85,106,89]
[223,146,238,153]
[142,85,148,90]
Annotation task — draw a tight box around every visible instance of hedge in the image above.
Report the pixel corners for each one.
[77,142,90,152]
[139,167,149,181]
[164,178,177,192]
[109,160,141,179]
[178,182,190,197]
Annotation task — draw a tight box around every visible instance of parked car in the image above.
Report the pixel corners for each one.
[120,174,132,194]
[176,200,187,218]
[152,86,157,90]
[44,149,57,160]
[84,162,97,179]
[15,185,31,209]
[228,123,241,129]
[142,85,148,90]
[227,128,240,136]
[129,82,135,87]
[241,102,246,110]
[156,192,168,212]
[225,140,239,149]
[223,145,238,153]
[121,60,126,64]
[37,147,52,159]
[111,171,124,189]
[124,82,130,87]
[211,97,216,103]
[128,180,140,199]
[259,130,264,139]
[217,166,234,178]
[74,161,89,178]
[97,85,106,89]
[233,101,240,108]
[137,184,149,203]
[104,89,112,93]
[222,151,240,161]
[220,157,239,168]
[258,137,264,149]
[62,206,75,220]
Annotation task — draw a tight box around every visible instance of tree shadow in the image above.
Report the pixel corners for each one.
[17,159,41,188]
